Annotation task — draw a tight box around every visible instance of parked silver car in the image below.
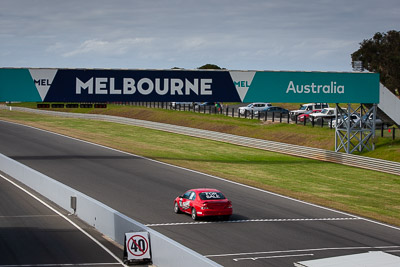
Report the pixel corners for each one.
[170,102,200,109]
[238,103,272,115]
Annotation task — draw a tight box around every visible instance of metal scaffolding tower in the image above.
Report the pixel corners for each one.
[335,103,377,153]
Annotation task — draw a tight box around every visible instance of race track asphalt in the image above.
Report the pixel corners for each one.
[0,120,399,266]
[0,171,124,266]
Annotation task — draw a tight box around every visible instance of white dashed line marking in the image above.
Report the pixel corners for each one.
[205,245,400,258]
[233,253,314,261]
[145,217,360,227]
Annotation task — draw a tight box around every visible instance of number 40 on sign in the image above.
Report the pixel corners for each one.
[124,231,152,263]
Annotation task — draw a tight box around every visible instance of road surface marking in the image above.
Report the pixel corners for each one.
[205,245,400,258]
[145,217,360,227]
[0,174,126,267]
[233,253,314,261]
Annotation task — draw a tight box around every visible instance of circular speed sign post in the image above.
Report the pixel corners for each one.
[123,231,152,265]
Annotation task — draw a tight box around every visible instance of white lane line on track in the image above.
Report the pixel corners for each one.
[145,217,360,227]
[0,173,126,267]
[233,253,314,261]
[205,245,400,258]
[0,215,59,218]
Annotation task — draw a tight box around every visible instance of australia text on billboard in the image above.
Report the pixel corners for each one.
[76,77,213,95]
[286,81,344,94]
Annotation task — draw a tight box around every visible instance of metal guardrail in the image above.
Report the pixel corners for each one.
[2,105,400,176]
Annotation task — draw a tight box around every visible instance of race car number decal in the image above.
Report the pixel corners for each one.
[205,192,219,199]
[179,199,190,209]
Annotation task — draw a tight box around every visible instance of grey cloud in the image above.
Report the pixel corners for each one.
[0,0,398,70]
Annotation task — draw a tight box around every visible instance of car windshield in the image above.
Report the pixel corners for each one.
[247,104,253,107]
[321,109,329,114]
[199,192,226,200]
[300,106,308,110]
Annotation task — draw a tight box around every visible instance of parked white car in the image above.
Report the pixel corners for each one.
[309,108,338,124]
[238,103,272,115]
[309,108,336,119]
[329,114,360,128]
[289,103,329,121]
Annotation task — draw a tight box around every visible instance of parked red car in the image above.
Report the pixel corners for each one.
[297,109,321,122]
[174,188,232,220]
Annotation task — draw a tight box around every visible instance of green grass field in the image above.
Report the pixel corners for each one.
[1,106,400,227]
[14,102,398,161]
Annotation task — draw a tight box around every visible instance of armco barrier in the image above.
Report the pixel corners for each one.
[0,153,221,267]
[1,105,399,176]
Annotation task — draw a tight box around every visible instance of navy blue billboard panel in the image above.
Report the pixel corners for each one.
[44,69,241,102]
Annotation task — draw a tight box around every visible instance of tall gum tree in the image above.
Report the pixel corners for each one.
[351,30,400,96]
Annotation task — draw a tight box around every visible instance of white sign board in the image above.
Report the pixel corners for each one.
[125,232,151,260]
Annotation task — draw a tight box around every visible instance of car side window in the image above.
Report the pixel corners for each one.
[182,191,191,199]
[189,191,196,200]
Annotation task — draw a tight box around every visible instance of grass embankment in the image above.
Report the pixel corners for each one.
[14,102,399,161]
[1,105,400,227]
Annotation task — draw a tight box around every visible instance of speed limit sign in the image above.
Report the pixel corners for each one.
[124,232,152,263]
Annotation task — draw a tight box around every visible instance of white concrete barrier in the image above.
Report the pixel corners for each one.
[0,153,221,267]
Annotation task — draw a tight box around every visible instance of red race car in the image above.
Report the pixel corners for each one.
[174,188,233,220]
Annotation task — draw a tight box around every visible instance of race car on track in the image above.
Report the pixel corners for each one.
[174,188,232,220]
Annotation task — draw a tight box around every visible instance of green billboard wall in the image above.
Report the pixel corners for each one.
[243,71,379,103]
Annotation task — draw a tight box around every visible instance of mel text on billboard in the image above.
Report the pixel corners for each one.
[0,68,380,103]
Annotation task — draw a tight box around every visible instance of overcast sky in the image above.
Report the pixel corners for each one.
[1,0,399,72]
